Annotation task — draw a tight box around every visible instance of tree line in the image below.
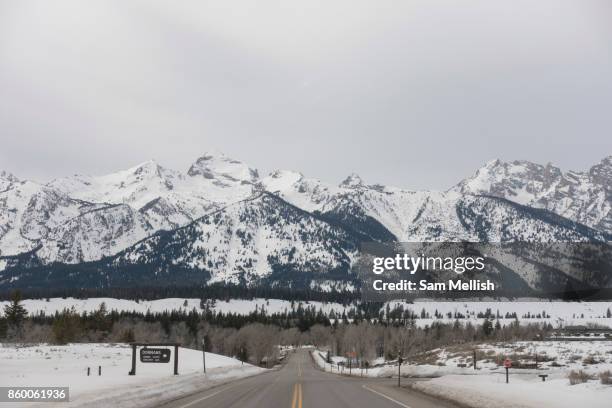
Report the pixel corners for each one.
[1,290,553,368]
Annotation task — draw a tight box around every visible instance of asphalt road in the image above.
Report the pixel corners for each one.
[154,350,459,408]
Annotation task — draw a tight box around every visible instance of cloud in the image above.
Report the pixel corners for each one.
[1,0,611,188]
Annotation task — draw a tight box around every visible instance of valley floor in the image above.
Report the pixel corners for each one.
[4,297,612,328]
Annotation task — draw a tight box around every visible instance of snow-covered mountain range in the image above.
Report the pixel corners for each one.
[0,154,610,290]
[454,157,611,234]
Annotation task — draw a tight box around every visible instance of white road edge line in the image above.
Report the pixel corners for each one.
[175,385,235,408]
[362,385,412,408]
[175,372,280,408]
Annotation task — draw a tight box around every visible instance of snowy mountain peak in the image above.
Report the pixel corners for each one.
[589,156,612,188]
[187,152,259,184]
[454,156,611,233]
[1,155,610,287]
[262,170,304,192]
[0,170,18,183]
[455,159,564,201]
[0,170,20,191]
[478,158,561,177]
[101,160,180,192]
[268,169,304,180]
[130,159,161,174]
[340,173,364,188]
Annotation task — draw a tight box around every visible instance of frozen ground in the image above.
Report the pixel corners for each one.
[383,299,612,328]
[313,340,612,408]
[0,297,349,317]
[412,374,612,408]
[3,298,611,329]
[0,343,264,408]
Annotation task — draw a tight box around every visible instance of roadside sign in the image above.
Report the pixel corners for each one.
[504,358,512,383]
[140,348,171,363]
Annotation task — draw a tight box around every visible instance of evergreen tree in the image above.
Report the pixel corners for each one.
[52,307,82,344]
[90,302,112,332]
[495,319,502,331]
[482,319,494,337]
[4,290,28,327]
[0,317,7,339]
[186,308,200,336]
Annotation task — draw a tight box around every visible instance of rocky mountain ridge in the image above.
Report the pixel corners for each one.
[0,154,609,289]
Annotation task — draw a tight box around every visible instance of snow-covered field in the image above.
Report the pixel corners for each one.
[384,299,612,328]
[313,340,612,408]
[3,298,612,329]
[414,374,612,408]
[0,297,349,317]
[0,343,264,408]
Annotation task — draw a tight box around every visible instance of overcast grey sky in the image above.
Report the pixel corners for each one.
[1,0,611,189]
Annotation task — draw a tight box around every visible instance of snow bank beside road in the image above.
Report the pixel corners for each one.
[314,341,612,408]
[412,374,612,408]
[0,343,264,408]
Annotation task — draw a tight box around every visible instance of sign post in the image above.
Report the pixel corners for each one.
[129,344,137,375]
[174,345,179,375]
[504,358,512,383]
[349,356,352,376]
[128,343,180,376]
[398,355,403,387]
[346,351,356,376]
[202,338,206,375]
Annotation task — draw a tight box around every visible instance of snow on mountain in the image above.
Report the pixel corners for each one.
[405,192,606,242]
[261,170,420,240]
[35,203,154,264]
[454,156,612,234]
[261,163,611,244]
[187,151,259,184]
[3,189,601,290]
[0,176,148,263]
[48,160,183,208]
[1,152,259,265]
[100,190,603,289]
[0,154,609,289]
[0,179,90,257]
[48,155,256,232]
[0,170,19,192]
[339,173,366,188]
[110,192,358,285]
[261,170,341,212]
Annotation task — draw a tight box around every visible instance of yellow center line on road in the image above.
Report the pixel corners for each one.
[298,383,303,408]
[291,383,298,408]
[291,383,303,408]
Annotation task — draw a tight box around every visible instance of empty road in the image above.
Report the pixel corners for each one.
[155,349,458,408]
